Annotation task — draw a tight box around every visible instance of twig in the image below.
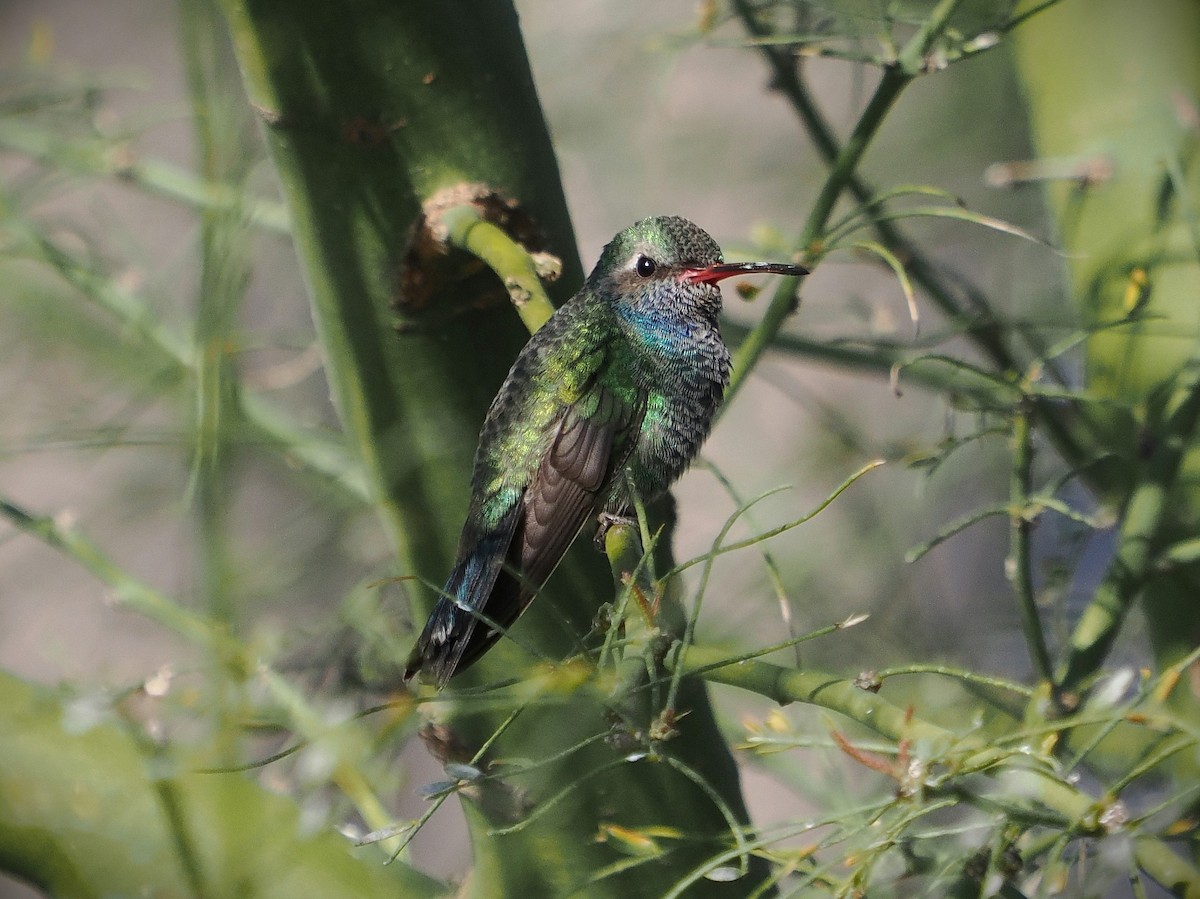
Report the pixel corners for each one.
[669,643,1200,893]
[1009,402,1057,686]
[0,496,221,649]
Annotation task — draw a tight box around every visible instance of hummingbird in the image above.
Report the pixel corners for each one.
[405,215,807,688]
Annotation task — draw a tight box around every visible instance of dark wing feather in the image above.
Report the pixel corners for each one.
[406,384,637,688]
[518,385,630,588]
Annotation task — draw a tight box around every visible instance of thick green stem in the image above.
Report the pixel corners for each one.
[219,0,581,568]
[217,3,760,895]
[1056,363,1200,696]
[442,203,558,333]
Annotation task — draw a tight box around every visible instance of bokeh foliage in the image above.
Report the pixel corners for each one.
[1,0,1198,896]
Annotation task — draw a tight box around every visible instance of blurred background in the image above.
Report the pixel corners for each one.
[0,0,1155,894]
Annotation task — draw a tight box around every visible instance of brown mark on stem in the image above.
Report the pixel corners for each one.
[394,183,549,327]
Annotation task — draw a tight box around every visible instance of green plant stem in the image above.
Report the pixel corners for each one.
[3,211,366,498]
[677,644,954,749]
[722,322,1023,408]
[602,519,663,729]
[0,672,445,898]
[0,119,289,233]
[668,460,883,577]
[874,663,1033,697]
[898,0,969,71]
[441,203,557,333]
[0,496,222,650]
[728,0,1111,507]
[730,0,1015,366]
[1009,404,1056,686]
[726,0,968,407]
[671,644,1200,896]
[181,0,252,630]
[258,668,401,860]
[181,0,255,762]
[218,0,574,574]
[727,64,907,406]
[0,493,414,868]
[218,3,761,895]
[1133,838,1200,899]
[1056,363,1200,696]
[1004,0,1067,35]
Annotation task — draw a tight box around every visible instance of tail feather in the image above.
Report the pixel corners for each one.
[404,568,527,689]
[404,511,529,689]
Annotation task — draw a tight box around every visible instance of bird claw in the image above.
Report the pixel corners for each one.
[594,512,636,550]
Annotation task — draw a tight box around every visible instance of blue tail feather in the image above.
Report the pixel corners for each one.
[405,512,525,689]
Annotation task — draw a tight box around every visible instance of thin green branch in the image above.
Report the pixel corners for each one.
[669,644,1200,894]
[661,755,752,880]
[874,663,1034,698]
[727,63,909,406]
[697,460,797,664]
[0,496,222,649]
[669,460,884,577]
[896,0,970,74]
[2,210,367,499]
[258,667,399,860]
[727,0,1116,510]
[181,0,253,640]
[844,239,919,332]
[151,775,211,897]
[0,118,290,234]
[721,323,1025,408]
[486,757,632,837]
[661,800,892,899]
[666,484,797,716]
[905,500,1011,564]
[677,620,854,680]
[1110,733,1198,797]
[727,0,1019,390]
[823,204,1056,252]
[1003,0,1067,35]
[1009,404,1056,686]
[362,705,527,858]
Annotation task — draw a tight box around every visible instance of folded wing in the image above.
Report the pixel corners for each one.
[406,383,637,688]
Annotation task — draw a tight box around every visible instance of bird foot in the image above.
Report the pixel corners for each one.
[594,512,637,550]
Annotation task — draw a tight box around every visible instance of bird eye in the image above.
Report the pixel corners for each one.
[635,256,657,278]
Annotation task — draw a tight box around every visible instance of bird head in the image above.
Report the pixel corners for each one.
[588,216,807,311]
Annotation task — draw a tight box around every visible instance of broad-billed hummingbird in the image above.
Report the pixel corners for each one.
[405,216,807,688]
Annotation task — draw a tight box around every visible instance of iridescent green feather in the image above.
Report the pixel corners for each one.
[406,216,740,687]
